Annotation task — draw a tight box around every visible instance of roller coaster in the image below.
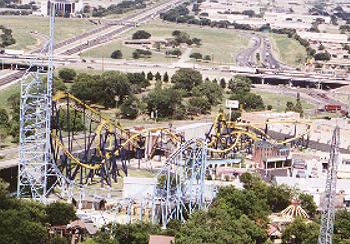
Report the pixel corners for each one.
[17,5,312,226]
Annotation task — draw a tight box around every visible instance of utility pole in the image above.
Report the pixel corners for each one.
[318,126,340,244]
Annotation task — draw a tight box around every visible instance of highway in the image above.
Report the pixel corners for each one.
[236,33,261,67]
[260,36,285,69]
[1,54,350,88]
[57,0,184,56]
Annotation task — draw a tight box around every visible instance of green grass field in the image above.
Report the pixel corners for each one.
[82,20,249,64]
[82,38,178,63]
[0,16,95,50]
[254,91,316,112]
[268,33,307,67]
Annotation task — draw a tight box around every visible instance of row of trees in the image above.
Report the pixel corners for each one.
[59,68,267,121]
[88,0,145,17]
[189,52,211,61]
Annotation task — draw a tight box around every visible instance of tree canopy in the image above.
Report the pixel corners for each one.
[58,68,76,82]
[172,68,203,93]
[132,30,151,39]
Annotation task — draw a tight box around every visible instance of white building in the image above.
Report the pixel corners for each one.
[274,176,350,208]
[41,0,83,16]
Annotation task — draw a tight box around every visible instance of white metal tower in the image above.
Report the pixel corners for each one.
[17,3,59,202]
[318,126,340,244]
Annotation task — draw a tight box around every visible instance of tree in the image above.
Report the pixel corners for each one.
[54,78,67,92]
[0,108,9,128]
[282,218,319,244]
[45,201,77,226]
[286,101,294,112]
[204,55,211,61]
[294,96,304,117]
[219,78,226,88]
[58,68,76,82]
[190,52,203,60]
[111,50,123,59]
[176,209,267,244]
[147,71,153,81]
[267,184,292,212]
[127,72,150,89]
[163,72,169,82]
[7,93,20,142]
[120,96,139,119]
[172,30,181,36]
[192,37,201,46]
[299,193,317,217]
[215,185,269,222]
[166,49,182,57]
[70,74,100,102]
[132,49,152,59]
[50,236,69,244]
[187,97,211,115]
[334,209,350,240]
[111,223,161,244]
[192,80,223,105]
[0,180,51,244]
[230,93,264,111]
[132,30,151,39]
[228,75,252,94]
[144,87,184,118]
[318,44,325,50]
[155,72,162,81]
[314,52,331,61]
[172,68,203,93]
[132,51,141,59]
[101,71,131,106]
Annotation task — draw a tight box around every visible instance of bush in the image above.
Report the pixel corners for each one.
[132,30,151,39]
[111,50,123,59]
[58,68,76,82]
[132,49,152,59]
[314,52,331,61]
[190,52,203,60]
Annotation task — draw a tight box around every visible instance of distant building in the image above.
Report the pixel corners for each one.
[297,31,349,44]
[264,12,331,24]
[253,140,291,171]
[41,0,83,16]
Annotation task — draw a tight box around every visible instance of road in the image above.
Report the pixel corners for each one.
[260,36,285,69]
[236,33,261,67]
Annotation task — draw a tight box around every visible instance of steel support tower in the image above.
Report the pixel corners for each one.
[318,126,340,244]
[17,3,59,202]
